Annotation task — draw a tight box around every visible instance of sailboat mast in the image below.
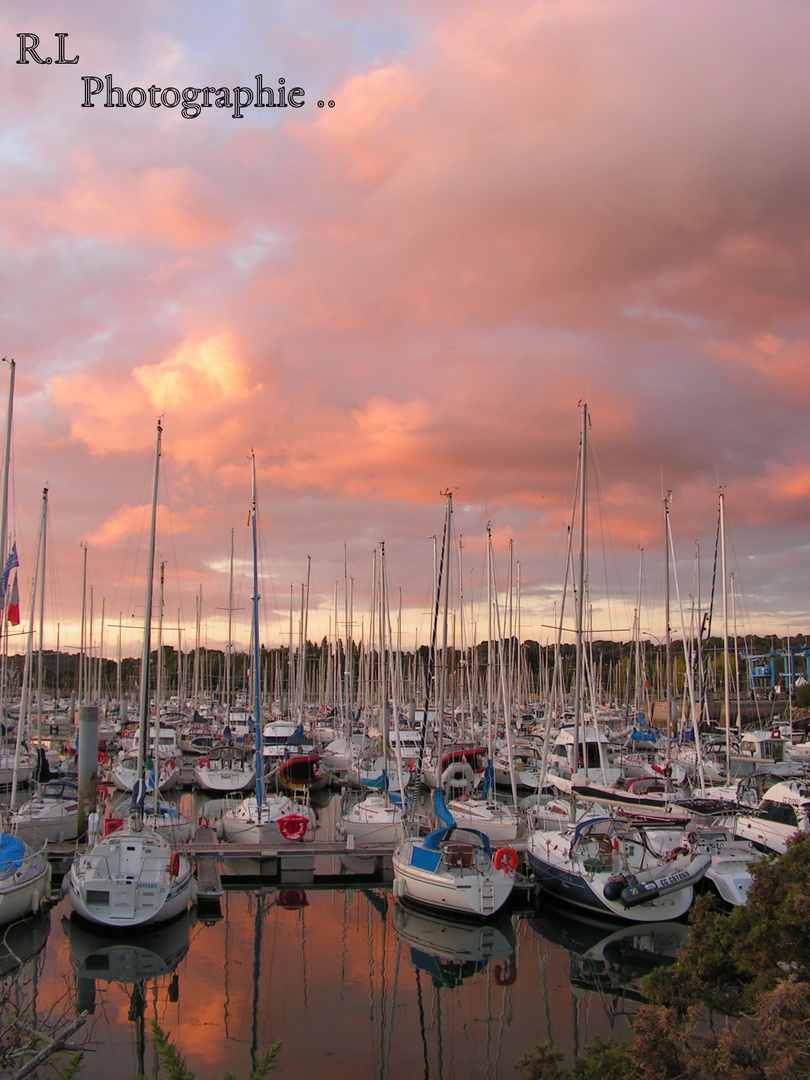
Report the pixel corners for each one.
[720,490,732,774]
[664,490,673,757]
[405,491,452,825]
[573,402,588,768]
[250,453,263,812]
[11,487,46,809]
[136,419,162,780]
[0,358,15,573]
[226,528,234,725]
[36,481,48,743]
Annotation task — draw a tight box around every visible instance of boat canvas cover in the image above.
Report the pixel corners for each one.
[0,832,25,871]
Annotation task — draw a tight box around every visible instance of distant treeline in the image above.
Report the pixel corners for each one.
[5,632,803,701]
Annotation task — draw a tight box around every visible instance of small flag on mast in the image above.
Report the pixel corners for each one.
[0,542,19,600]
[7,573,19,626]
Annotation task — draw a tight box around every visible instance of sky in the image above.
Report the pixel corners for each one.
[1,0,809,661]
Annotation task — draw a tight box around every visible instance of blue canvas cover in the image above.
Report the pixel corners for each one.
[0,831,25,872]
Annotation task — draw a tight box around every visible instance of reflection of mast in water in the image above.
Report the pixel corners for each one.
[250,891,264,1071]
[223,890,231,1039]
[394,902,516,1080]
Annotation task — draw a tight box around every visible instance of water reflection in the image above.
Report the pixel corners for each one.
[0,907,50,977]
[16,885,674,1079]
[527,902,688,1057]
[10,826,694,1080]
[63,910,191,1075]
[529,905,686,1003]
[393,901,515,989]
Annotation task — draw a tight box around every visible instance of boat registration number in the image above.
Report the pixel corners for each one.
[658,869,690,889]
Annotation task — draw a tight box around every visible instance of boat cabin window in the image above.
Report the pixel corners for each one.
[761,801,798,827]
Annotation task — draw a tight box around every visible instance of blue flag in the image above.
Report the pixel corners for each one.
[0,543,19,600]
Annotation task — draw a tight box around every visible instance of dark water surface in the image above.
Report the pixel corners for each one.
[2,792,686,1079]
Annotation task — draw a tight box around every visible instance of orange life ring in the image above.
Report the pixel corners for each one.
[197,758,210,769]
[277,813,310,841]
[492,961,517,986]
[167,758,176,769]
[169,852,181,878]
[96,784,110,803]
[493,846,519,872]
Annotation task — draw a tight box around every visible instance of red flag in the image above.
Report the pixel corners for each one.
[7,573,19,626]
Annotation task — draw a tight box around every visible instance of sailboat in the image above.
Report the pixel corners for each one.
[526,407,709,922]
[443,525,520,844]
[67,420,194,929]
[220,455,316,846]
[392,494,517,918]
[0,830,51,925]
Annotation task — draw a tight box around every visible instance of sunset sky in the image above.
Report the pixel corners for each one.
[1,0,809,660]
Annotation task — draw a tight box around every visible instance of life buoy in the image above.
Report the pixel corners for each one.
[197,758,210,769]
[493,846,519,872]
[167,758,176,769]
[169,852,181,878]
[277,889,309,909]
[492,962,517,986]
[96,784,110,804]
[277,813,310,841]
[97,750,108,765]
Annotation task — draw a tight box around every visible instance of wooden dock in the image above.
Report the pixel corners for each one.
[45,837,531,895]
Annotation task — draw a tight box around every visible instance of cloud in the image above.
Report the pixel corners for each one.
[4,0,810,642]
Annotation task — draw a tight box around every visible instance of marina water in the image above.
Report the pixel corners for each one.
[0,790,686,1079]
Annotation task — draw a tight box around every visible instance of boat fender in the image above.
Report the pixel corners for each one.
[492,961,517,986]
[87,811,101,845]
[603,878,625,902]
[30,889,40,915]
[169,852,181,878]
[493,846,519,872]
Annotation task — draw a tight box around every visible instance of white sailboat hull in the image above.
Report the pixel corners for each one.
[392,833,515,918]
[0,839,51,926]
[67,826,193,929]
